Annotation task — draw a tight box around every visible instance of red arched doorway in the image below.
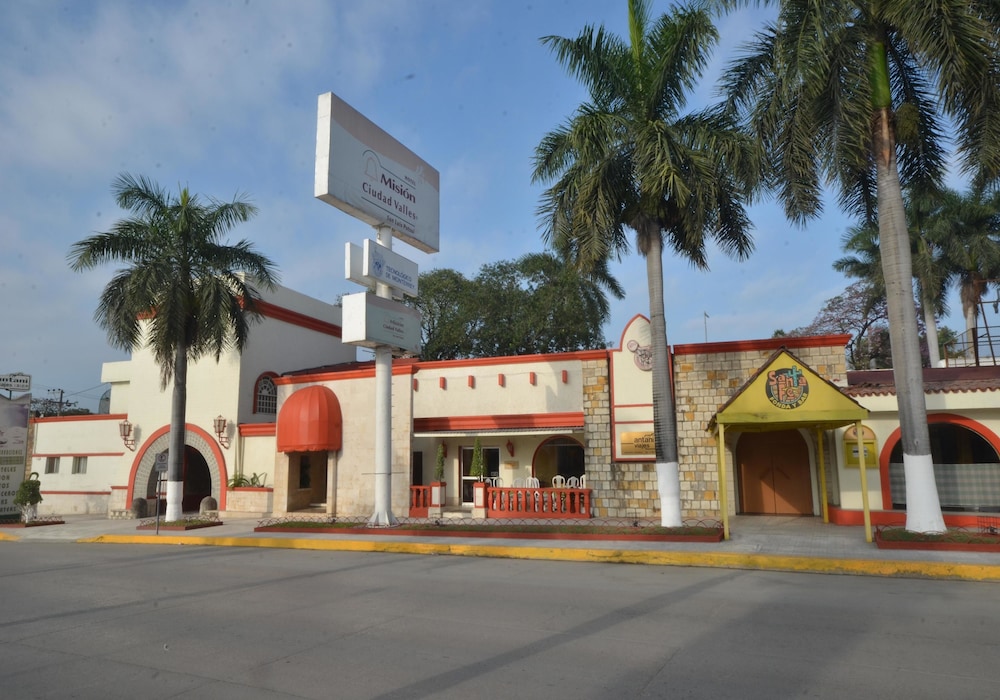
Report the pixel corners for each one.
[737,430,813,515]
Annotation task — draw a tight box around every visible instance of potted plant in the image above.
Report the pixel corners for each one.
[470,437,487,513]
[14,471,43,523]
[430,444,447,514]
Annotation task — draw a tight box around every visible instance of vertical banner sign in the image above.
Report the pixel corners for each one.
[0,395,31,518]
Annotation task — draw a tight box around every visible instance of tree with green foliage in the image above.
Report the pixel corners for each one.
[412,268,475,361]
[68,173,279,521]
[469,437,485,481]
[14,471,42,523]
[723,0,1000,532]
[783,282,893,370]
[434,443,446,482]
[931,189,1000,363]
[411,251,622,360]
[532,0,762,525]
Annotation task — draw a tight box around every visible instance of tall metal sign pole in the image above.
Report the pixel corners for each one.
[315,92,439,526]
[371,225,394,525]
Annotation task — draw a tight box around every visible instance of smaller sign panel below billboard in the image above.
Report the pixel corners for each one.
[341,292,421,354]
[363,239,418,297]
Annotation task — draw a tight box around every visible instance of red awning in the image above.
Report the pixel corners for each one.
[276,385,343,453]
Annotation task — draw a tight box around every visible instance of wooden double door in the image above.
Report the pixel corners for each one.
[737,430,813,515]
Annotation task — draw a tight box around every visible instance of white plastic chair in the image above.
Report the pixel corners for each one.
[580,474,587,488]
[565,476,580,488]
[526,477,540,488]
[551,475,566,488]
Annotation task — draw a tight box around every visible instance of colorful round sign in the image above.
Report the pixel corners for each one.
[766,366,809,409]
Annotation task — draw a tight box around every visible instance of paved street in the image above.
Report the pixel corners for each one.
[3,542,999,699]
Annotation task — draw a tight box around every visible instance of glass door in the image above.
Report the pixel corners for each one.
[460,445,501,504]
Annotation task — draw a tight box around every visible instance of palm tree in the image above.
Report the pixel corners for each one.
[533,0,763,525]
[931,189,1000,364]
[68,173,279,521]
[723,0,1000,532]
[834,188,953,367]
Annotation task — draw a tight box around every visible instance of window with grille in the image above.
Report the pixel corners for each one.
[255,375,277,414]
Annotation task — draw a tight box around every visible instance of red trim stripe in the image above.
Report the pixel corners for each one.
[254,299,342,338]
[239,423,276,437]
[414,412,585,432]
[673,334,851,356]
[32,452,125,458]
[32,413,128,424]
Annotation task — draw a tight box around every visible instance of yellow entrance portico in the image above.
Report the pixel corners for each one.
[708,348,872,541]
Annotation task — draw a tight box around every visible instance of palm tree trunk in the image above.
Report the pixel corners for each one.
[873,91,945,531]
[962,287,980,365]
[644,229,682,527]
[920,288,941,367]
[165,345,188,522]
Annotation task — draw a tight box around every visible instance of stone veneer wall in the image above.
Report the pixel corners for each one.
[672,342,848,519]
[582,358,659,519]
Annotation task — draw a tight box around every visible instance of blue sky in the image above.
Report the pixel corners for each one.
[0,1,980,412]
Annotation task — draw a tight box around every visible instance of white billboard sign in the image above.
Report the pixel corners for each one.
[315,92,440,253]
[0,373,31,392]
[341,292,421,353]
[363,239,418,298]
[0,394,30,518]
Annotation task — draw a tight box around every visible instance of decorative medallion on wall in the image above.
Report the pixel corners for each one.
[765,366,809,409]
[627,339,653,371]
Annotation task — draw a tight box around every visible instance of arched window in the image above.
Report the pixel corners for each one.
[532,436,585,487]
[254,374,277,415]
[887,418,1000,512]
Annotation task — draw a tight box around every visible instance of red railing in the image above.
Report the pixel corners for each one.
[409,485,431,517]
[487,487,592,519]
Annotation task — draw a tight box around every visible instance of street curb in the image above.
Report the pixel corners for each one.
[81,534,1000,582]
[0,532,20,542]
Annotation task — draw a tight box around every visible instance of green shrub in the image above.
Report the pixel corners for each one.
[13,472,42,522]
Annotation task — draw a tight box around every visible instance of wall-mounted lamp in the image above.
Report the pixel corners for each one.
[119,419,136,451]
[213,415,230,449]
[506,439,515,457]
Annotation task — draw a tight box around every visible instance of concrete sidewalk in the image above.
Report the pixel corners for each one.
[3,513,999,582]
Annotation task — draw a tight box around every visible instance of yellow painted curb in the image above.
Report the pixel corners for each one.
[81,534,1000,582]
[0,532,21,542]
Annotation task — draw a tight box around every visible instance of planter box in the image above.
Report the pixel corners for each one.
[226,487,273,514]
[875,530,1000,552]
[0,519,65,528]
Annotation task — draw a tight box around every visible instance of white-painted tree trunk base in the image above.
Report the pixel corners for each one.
[656,461,682,527]
[903,452,946,533]
[165,480,183,522]
[368,510,398,527]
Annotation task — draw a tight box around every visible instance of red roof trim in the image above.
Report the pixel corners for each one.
[414,349,608,371]
[275,362,419,386]
[673,334,852,356]
[254,299,341,338]
[32,452,125,458]
[32,413,128,424]
[414,412,585,432]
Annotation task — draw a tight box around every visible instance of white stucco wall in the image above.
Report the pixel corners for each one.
[411,356,584,418]
[31,415,131,515]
